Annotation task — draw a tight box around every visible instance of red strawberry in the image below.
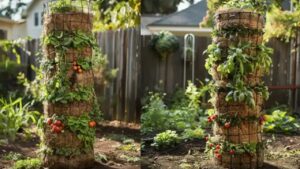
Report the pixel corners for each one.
[207,117,212,123]
[216,154,222,159]
[229,150,235,155]
[211,114,217,120]
[89,121,96,128]
[53,126,62,134]
[47,118,52,125]
[224,122,231,128]
[54,120,62,127]
[209,143,214,148]
[214,149,219,154]
[216,144,220,149]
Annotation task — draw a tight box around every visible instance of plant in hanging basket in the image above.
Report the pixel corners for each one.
[150,31,179,58]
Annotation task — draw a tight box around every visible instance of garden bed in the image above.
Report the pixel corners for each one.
[141,134,300,169]
[0,121,140,169]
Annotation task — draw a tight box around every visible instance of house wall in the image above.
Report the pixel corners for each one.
[26,0,43,39]
[0,21,14,40]
[12,22,27,39]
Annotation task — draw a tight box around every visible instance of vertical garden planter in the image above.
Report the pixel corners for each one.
[205,8,273,169]
[42,1,96,168]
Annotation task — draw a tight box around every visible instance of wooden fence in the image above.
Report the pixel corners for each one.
[2,29,300,123]
[140,36,300,111]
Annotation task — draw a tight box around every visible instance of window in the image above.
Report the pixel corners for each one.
[34,12,39,26]
[0,29,7,40]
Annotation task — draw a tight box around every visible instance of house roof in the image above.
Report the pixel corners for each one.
[148,0,207,28]
[0,16,19,24]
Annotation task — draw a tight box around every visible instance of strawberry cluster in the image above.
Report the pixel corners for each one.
[72,61,83,73]
[47,118,64,134]
[207,114,218,123]
[205,137,236,160]
[207,114,232,129]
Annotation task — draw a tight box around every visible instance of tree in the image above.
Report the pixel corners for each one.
[93,0,141,31]
[141,0,194,15]
[0,0,26,19]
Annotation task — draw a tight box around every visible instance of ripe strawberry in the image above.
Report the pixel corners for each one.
[54,120,62,127]
[209,143,214,148]
[53,126,61,134]
[224,122,231,128]
[216,153,222,159]
[216,144,220,150]
[207,117,212,123]
[214,149,219,154]
[47,118,52,125]
[229,150,235,155]
[211,114,217,120]
[89,121,96,128]
[78,68,83,73]
[73,65,78,71]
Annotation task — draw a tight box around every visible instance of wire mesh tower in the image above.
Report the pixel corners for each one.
[42,0,96,168]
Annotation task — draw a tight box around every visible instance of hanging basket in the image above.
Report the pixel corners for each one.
[210,65,264,86]
[215,9,264,30]
[214,92,263,117]
[213,34,263,48]
[45,47,92,61]
[44,101,93,117]
[43,12,93,34]
[215,149,264,169]
[44,129,83,149]
[213,123,263,143]
[43,152,94,169]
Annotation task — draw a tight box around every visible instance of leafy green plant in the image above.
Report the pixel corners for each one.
[151,130,181,150]
[0,98,40,141]
[49,0,78,13]
[13,158,42,169]
[150,31,179,58]
[93,0,140,31]
[141,92,170,134]
[182,127,205,141]
[2,152,23,161]
[67,115,96,151]
[264,110,300,134]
